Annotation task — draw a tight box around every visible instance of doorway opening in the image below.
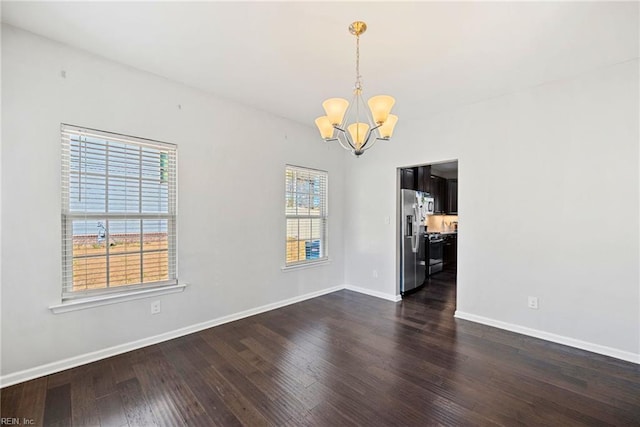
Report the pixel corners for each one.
[396,160,458,312]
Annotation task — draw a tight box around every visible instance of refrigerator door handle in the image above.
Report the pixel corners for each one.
[412,204,419,253]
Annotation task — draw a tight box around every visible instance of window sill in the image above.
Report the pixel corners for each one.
[281,259,331,272]
[49,283,187,314]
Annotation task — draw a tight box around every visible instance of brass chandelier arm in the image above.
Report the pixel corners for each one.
[332,125,357,151]
[323,135,355,154]
[361,136,388,154]
[337,138,355,152]
[360,138,380,153]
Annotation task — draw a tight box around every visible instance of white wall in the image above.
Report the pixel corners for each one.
[344,59,640,360]
[1,25,346,379]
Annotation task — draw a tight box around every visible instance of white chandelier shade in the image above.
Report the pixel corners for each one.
[322,98,350,126]
[347,122,370,150]
[314,116,334,139]
[378,114,398,139]
[367,95,395,124]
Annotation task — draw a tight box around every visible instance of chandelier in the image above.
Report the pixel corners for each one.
[315,21,398,157]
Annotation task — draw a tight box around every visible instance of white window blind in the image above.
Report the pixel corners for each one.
[285,165,328,266]
[61,124,177,299]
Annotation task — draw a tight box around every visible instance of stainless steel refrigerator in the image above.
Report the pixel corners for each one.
[400,189,431,294]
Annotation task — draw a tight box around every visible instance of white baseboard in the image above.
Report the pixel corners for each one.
[454,310,640,365]
[8,290,634,388]
[344,284,402,302]
[0,285,344,388]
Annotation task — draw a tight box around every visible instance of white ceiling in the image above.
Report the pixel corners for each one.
[2,2,638,128]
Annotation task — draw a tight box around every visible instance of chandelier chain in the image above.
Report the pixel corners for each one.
[355,34,361,128]
[355,35,362,90]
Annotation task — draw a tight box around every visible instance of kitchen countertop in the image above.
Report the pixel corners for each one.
[428,231,457,235]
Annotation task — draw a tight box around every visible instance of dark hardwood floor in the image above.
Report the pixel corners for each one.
[2,271,639,426]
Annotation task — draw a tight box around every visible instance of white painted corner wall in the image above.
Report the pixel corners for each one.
[0,25,347,381]
[343,58,640,360]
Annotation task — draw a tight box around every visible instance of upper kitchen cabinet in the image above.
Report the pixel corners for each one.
[430,174,447,214]
[402,163,457,216]
[446,179,458,214]
[401,167,417,190]
[417,165,431,193]
[429,161,458,214]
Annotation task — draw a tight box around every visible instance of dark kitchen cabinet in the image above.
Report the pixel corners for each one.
[443,234,457,270]
[416,165,431,193]
[401,167,417,190]
[446,179,458,214]
[430,175,447,213]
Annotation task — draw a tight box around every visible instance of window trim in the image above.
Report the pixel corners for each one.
[49,283,187,314]
[61,124,178,301]
[284,164,329,267]
[281,258,331,272]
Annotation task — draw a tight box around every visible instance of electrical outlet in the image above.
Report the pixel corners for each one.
[384,216,390,225]
[151,300,161,315]
[373,270,378,279]
[527,296,539,310]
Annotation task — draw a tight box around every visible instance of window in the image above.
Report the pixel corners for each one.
[285,165,328,266]
[61,124,177,299]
